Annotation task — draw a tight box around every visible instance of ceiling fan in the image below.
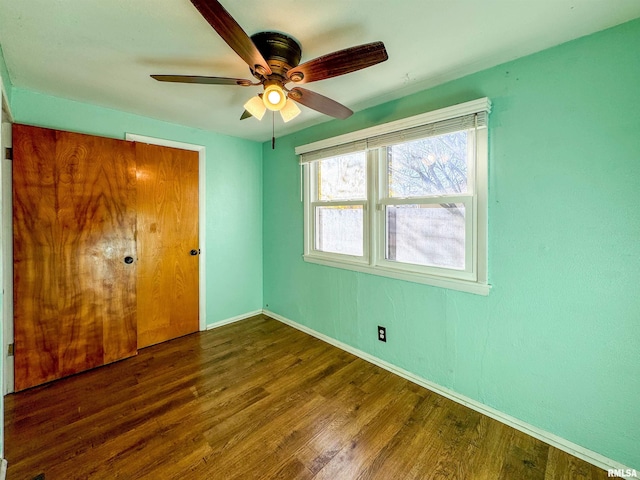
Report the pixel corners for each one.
[151,0,389,124]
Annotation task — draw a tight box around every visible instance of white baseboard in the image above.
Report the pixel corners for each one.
[1,458,7,480]
[263,309,637,476]
[206,310,264,330]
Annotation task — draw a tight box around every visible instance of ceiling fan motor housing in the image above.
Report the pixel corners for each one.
[250,32,302,80]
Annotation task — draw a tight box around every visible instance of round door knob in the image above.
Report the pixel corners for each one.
[124,256,134,264]
[190,249,199,256]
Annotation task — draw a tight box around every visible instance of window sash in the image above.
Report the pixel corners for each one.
[381,128,477,200]
[316,151,367,202]
[375,197,476,280]
[373,132,476,279]
[307,162,369,262]
[313,203,367,259]
[306,144,476,276]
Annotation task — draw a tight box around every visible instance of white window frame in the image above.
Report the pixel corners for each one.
[299,98,490,295]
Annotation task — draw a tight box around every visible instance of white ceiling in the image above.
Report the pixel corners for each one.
[1,0,639,142]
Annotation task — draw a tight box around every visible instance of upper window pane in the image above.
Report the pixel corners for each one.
[388,131,470,198]
[318,152,366,201]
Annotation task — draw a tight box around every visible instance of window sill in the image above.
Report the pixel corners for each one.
[303,254,490,296]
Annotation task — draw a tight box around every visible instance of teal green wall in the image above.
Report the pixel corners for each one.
[263,18,640,468]
[10,88,263,324]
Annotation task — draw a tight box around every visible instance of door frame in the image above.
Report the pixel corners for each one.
[1,74,14,473]
[1,121,12,397]
[1,83,14,400]
[125,133,206,333]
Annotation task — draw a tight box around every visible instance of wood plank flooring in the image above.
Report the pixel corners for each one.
[4,314,608,479]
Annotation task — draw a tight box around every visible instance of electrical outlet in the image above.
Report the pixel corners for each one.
[378,326,387,342]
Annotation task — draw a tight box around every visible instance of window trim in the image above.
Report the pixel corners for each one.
[299,99,491,296]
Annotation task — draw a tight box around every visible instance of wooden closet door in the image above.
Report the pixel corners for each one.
[13,125,138,391]
[135,143,199,348]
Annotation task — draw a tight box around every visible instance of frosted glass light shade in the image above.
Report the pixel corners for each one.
[280,98,301,123]
[263,84,287,111]
[243,96,266,120]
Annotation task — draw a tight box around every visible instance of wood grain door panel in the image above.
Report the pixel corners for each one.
[13,125,138,391]
[135,143,199,348]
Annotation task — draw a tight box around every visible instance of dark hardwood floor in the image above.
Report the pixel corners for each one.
[5,314,608,479]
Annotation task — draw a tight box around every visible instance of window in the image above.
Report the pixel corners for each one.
[313,152,367,257]
[299,99,490,295]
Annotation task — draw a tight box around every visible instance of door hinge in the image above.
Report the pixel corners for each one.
[7,343,14,356]
[4,147,12,161]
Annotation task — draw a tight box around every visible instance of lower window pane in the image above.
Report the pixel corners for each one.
[386,203,465,269]
[315,205,364,256]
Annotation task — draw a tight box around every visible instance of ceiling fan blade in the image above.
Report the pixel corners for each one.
[240,110,252,120]
[190,0,272,75]
[288,88,353,119]
[151,75,254,86]
[287,41,388,84]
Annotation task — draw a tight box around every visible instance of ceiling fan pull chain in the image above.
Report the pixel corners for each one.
[272,111,276,149]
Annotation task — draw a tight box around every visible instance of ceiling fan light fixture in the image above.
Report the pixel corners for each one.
[152,3,388,124]
[243,95,266,120]
[280,98,301,123]
[263,83,287,111]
